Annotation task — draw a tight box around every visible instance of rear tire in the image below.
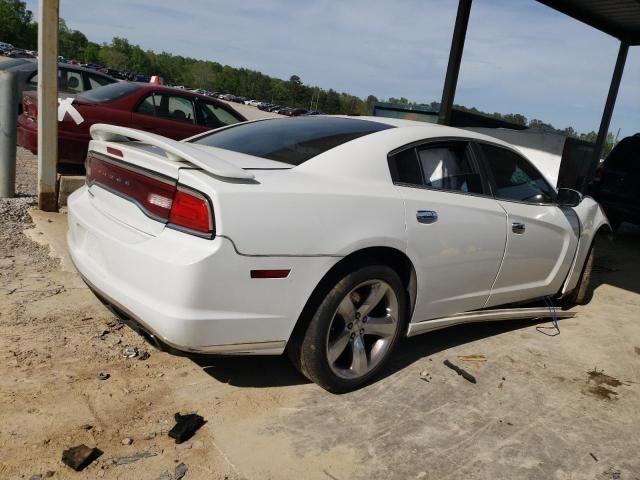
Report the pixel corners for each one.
[289,265,407,393]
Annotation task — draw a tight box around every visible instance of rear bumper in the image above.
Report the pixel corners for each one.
[17,115,38,154]
[67,186,338,354]
[17,114,90,166]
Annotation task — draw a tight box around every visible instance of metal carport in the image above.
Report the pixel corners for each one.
[438,0,640,191]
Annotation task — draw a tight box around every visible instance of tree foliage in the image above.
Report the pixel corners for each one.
[0,0,620,152]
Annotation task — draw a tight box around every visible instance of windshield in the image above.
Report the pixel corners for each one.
[76,81,140,104]
[191,116,393,165]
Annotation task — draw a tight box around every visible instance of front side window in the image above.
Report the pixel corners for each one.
[479,143,555,204]
[198,102,242,128]
[389,142,483,195]
[87,73,114,89]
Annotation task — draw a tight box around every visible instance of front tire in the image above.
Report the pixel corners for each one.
[564,241,596,305]
[290,265,407,393]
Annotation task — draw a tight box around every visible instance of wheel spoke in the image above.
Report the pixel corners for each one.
[357,282,389,318]
[337,296,356,320]
[351,335,368,375]
[327,328,351,364]
[363,315,395,337]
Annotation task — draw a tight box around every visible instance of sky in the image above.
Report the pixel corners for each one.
[26,0,639,137]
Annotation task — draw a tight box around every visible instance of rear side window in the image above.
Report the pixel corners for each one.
[389,142,484,195]
[191,116,393,165]
[479,143,555,204]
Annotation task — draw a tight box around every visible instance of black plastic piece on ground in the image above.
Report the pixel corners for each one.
[61,445,102,471]
[443,359,477,384]
[168,413,205,444]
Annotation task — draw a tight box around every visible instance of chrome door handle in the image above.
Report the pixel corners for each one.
[417,210,438,224]
[512,222,526,233]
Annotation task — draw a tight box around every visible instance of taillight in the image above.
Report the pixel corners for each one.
[168,187,214,237]
[86,152,215,238]
[23,95,37,118]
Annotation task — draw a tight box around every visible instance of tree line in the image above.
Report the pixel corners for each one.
[1,0,617,152]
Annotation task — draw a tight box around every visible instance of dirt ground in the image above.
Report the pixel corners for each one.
[1,146,639,480]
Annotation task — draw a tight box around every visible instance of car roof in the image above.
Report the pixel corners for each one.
[131,83,239,102]
[331,115,519,150]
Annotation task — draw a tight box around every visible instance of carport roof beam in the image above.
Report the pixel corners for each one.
[37,0,59,212]
[438,0,472,126]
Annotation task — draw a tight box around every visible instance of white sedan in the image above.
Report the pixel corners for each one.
[67,116,609,392]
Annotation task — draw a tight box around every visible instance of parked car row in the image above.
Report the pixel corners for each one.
[17,81,247,169]
[0,42,36,59]
[0,59,119,112]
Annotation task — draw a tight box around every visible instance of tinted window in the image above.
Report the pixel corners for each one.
[76,82,140,103]
[88,73,114,89]
[417,145,482,193]
[135,94,156,115]
[389,142,483,194]
[153,94,195,123]
[389,148,422,185]
[192,117,393,165]
[62,70,83,93]
[198,102,242,128]
[480,143,555,204]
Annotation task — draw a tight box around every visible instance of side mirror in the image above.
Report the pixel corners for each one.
[557,188,583,207]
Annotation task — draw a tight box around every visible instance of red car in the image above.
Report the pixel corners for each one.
[17,82,247,168]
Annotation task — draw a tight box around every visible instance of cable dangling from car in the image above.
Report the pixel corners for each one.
[536,296,560,336]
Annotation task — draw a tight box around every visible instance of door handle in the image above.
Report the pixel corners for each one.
[417,210,438,224]
[512,222,526,233]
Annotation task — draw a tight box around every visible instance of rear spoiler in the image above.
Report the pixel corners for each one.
[89,123,255,180]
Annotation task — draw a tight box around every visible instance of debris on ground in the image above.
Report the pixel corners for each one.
[114,450,159,465]
[61,444,102,471]
[419,370,432,382]
[96,372,110,381]
[168,413,205,444]
[175,462,188,479]
[457,355,487,362]
[443,359,477,384]
[29,472,54,480]
[139,351,151,361]
[591,452,599,462]
[121,437,133,445]
[122,346,138,358]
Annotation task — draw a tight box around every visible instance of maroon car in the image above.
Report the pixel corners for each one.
[17,82,247,168]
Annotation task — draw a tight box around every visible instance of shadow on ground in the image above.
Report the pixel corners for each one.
[592,222,640,295]
[192,223,639,390]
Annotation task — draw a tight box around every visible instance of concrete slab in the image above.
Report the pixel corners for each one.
[25,208,75,273]
[58,175,84,207]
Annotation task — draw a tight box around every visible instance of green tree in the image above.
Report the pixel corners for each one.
[0,0,37,49]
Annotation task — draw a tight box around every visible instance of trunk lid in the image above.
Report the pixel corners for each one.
[85,124,287,237]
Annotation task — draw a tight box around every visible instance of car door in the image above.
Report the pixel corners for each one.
[389,140,507,321]
[476,142,580,306]
[129,91,203,140]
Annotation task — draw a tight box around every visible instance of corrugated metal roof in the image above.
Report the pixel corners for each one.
[537,0,640,45]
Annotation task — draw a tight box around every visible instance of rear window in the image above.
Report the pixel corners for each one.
[76,81,139,104]
[191,116,393,165]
